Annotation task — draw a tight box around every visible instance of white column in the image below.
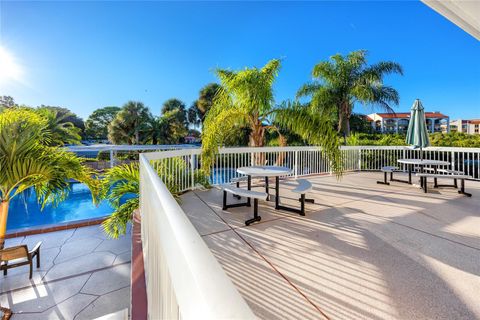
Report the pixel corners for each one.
[446,118,450,133]
[381,119,385,133]
[395,119,399,133]
[430,118,435,133]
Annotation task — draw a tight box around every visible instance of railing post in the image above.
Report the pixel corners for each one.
[402,149,406,172]
[109,149,114,168]
[190,151,195,190]
[358,149,362,171]
[294,150,298,178]
[451,151,456,170]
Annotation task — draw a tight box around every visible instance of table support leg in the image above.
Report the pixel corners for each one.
[458,179,472,197]
[245,199,262,226]
[408,165,412,184]
[265,176,269,201]
[247,175,251,207]
[420,165,424,188]
[275,176,280,210]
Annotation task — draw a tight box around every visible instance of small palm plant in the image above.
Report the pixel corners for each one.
[0,108,99,247]
[101,163,140,238]
[102,158,209,238]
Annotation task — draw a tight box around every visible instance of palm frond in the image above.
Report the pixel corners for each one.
[202,108,247,172]
[273,101,342,175]
[102,197,139,239]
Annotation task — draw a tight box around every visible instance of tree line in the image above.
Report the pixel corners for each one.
[0,83,220,146]
[1,50,404,149]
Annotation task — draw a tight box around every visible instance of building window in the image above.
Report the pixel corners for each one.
[475,124,479,133]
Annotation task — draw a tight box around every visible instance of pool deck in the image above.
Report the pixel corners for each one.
[0,225,131,319]
[180,172,480,320]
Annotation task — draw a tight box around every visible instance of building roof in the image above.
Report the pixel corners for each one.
[367,112,448,121]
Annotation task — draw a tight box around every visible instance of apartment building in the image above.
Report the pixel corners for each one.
[367,112,450,134]
[450,119,480,134]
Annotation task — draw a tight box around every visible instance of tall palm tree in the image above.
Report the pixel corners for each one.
[202,60,287,166]
[202,59,341,172]
[108,101,153,145]
[0,109,99,247]
[298,50,403,142]
[196,83,221,123]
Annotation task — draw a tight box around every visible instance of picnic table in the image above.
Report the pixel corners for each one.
[397,159,450,186]
[237,166,291,209]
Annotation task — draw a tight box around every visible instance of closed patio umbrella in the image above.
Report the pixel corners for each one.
[406,99,430,160]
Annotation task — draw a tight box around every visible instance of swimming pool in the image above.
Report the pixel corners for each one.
[7,183,115,231]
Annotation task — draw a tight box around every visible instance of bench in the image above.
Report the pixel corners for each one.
[377,166,399,185]
[221,185,268,226]
[230,176,248,199]
[415,173,472,197]
[278,179,314,216]
[230,176,265,199]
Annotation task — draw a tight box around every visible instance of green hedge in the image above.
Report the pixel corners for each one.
[346,132,480,148]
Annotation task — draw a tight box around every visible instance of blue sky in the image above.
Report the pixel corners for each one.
[1,1,479,120]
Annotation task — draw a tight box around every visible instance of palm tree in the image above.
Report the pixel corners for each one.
[194,83,221,126]
[102,159,208,238]
[297,50,403,142]
[202,60,287,166]
[108,101,153,144]
[202,59,341,172]
[36,107,82,146]
[0,108,99,247]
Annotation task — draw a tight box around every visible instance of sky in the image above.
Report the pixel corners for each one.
[0,1,479,120]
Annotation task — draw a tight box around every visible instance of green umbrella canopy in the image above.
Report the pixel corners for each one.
[406,99,430,158]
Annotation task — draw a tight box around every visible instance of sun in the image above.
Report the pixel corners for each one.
[0,46,23,85]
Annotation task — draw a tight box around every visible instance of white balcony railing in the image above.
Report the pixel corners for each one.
[139,145,480,319]
[139,154,255,319]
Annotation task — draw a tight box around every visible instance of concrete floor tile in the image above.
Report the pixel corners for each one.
[68,225,109,242]
[0,271,48,293]
[113,251,131,265]
[44,252,116,281]
[0,274,90,314]
[9,293,97,320]
[81,263,131,296]
[21,230,75,250]
[94,237,131,255]
[54,238,103,264]
[75,287,130,320]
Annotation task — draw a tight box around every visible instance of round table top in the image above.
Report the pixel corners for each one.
[397,159,450,166]
[237,166,292,177]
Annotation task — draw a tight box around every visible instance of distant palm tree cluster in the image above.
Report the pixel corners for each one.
[0,83,220,146]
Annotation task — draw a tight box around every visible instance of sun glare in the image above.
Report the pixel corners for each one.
[0,46,23,84]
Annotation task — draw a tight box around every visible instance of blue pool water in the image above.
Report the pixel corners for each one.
[7,183,115,231]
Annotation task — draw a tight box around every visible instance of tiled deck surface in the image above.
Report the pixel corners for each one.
[181,172,480,320]
[0,225,131,319]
